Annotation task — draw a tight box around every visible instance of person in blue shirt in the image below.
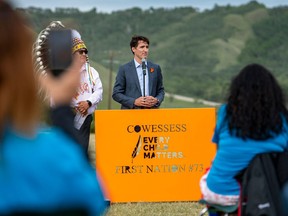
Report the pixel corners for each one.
[0,1,107,215]
[200,63,288,206]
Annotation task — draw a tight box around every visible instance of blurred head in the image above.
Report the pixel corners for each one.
[0,0,39,134]
[226,63,288,140]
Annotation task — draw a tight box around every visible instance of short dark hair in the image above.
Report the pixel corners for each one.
[130,35,149,54]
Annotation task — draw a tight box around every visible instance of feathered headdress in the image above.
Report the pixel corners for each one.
[33,21,65,76]
[33,21,65,100]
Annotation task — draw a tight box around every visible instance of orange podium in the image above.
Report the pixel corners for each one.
[95,108,216,202]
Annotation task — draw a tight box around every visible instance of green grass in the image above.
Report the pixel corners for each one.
[106,202,204,216]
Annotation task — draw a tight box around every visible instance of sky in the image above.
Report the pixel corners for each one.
[12,0,287,13]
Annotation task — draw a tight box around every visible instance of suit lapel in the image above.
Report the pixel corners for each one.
[147,62,153,95]
[128,60,142,94]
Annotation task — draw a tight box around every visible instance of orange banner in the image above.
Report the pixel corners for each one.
[95,108,216,202]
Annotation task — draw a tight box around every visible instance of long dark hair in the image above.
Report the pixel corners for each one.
[226,63,288,140]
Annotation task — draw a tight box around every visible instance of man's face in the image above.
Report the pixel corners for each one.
[132,40,149,62]
[73,49,88,65]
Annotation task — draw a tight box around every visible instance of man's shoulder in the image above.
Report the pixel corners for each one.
[122,60,134,67]
[118,60,134,70]
[147,61,159,67]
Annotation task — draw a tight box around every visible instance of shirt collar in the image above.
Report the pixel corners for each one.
[134,59,147,68]
[134,59,141,68]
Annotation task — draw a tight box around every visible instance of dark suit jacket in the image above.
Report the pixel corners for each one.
[112,60,165,109]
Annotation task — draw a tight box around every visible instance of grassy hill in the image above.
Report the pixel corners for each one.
[20,1,288,107]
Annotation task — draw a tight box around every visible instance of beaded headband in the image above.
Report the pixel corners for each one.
[72,38,88,54]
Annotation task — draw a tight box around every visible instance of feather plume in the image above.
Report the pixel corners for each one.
[131,135,142,163]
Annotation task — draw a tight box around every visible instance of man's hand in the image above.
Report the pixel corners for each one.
[145,96,158,107]
[76,101,90,115]
[134,96,158,108]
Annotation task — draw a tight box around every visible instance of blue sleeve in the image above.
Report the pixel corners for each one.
[212,104,226,144]
[282,117,288,150]
[41,130,108,216]
[54,136,107,216]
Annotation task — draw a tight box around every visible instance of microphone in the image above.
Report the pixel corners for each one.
[142,58,146,75]
[141,58,146,97]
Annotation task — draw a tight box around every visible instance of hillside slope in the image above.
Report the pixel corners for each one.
[21,1,288,106]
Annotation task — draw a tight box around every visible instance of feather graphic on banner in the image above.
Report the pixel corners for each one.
[131,135,142,163]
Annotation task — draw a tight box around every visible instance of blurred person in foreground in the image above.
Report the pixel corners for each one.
[200,64,288,207]
[34,23,103,154]
[0,1,107,215]
[112,35,165,109]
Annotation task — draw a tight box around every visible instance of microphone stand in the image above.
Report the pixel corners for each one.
[142,60,146,97]
[143,72,146,97]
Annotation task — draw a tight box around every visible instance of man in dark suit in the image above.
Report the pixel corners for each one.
[112,35,165,109]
